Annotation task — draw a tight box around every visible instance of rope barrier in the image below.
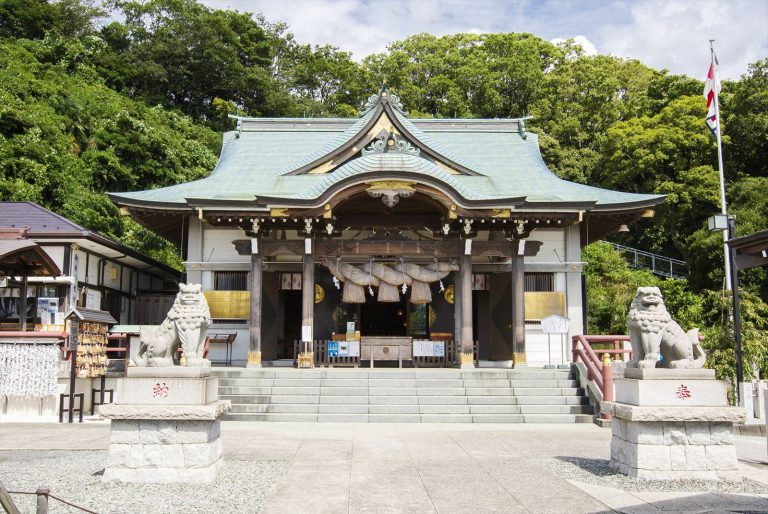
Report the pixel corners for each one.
[8,490,98,513]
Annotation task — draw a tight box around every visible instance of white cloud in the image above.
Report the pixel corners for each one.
[200,0,767,79]
[550,35,599,56]
[593,0,768,79]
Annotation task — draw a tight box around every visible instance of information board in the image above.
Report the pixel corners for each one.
[541,315,570,334]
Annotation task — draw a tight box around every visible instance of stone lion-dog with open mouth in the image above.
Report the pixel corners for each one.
[627,286,706,369]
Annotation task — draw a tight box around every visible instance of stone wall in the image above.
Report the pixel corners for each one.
[610,419,738,480]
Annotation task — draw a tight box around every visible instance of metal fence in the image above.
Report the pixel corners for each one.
[606,242,688,279]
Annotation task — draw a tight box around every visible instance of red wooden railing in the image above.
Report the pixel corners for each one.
[571,335,633,420]
[571,333,704,422]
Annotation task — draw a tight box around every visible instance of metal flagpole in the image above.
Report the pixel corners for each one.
[710,39,731,290]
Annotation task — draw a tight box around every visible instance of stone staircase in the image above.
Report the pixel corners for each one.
[212,368,594,423]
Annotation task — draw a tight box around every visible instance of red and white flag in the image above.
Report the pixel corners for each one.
[704,62,721,136]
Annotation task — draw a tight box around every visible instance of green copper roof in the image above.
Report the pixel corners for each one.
[109,91,663,212]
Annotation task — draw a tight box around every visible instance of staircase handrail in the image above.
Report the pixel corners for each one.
[572,334,633,403]
[605,241,688,278]
[608,242,687,265]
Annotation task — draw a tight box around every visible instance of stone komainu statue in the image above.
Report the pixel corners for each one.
[627,286,705,369]
[135,283,211,367]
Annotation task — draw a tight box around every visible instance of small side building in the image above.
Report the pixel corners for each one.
[0,202,181,329]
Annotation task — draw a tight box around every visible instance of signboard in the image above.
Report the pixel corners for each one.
[328,341,339,357]
[346,322,355,333]
[348,341,360,357]
[413,340,432,357]
[37,298,59,324]
[541,315,570,334]
[412,340,446,357]
[301,325,313,343]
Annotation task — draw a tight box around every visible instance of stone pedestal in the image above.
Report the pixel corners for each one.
[603,369,745,480]
[99,367,230,483]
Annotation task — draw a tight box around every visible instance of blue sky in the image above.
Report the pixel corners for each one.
[200,0,767,80]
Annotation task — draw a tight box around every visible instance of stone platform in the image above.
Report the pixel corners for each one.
[99,367,230,483]
[603,368,745,480]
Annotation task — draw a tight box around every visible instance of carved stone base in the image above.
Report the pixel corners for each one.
[99,373,230,483]
[607,416,741,480]
[603,373,745,481]
[102,415,225,483]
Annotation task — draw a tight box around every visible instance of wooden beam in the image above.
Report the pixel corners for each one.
[232,238,543,259]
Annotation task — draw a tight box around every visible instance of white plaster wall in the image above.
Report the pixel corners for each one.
[103,263,121,290]
[74,251,86,282]
[87,255,99,284]
[39,245,65,272]
[186,218,204,284]
[202,228,248,263]
[85,289,101,309]
[525,328,571,367]
[528,228,566,263]
[201,271,214,291]
[206,327,250,365]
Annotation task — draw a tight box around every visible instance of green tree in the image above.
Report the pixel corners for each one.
[0,40,219,268]
[100,0,275,121]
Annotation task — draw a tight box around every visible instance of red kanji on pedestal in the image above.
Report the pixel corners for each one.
[152,382,169,398]
[676,384,692,400]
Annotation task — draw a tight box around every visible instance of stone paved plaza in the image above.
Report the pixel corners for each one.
[0,421,766,513]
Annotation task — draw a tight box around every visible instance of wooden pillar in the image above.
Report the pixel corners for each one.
[19,273,28,331]
[459,252,474,368]
[512,240,526,367]
[453,270,462,358]
[301,239,315,358]
[247,240,263,367]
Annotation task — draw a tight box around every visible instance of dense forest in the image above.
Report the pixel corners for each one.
[0,0,766,383]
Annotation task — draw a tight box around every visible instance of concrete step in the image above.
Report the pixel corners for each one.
[215,367,592,423]
[511,387,584,396]
[522,414,594,423]
[219,386,272,395]
[518,405,594,414]
[223,411,594,423]
[213,368,575,379]
[468,404,521,414]
[515,396,588,405]
[217,378,275,387]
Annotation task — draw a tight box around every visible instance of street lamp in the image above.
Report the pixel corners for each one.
[707,214,744,398]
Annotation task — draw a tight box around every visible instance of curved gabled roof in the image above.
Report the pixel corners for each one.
[109,90,663,212]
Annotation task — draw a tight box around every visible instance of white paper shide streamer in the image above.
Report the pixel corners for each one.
[0,343,59,398]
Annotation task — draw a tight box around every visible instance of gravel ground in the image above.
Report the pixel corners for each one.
[546,456,768,494]
[1,450,288,514]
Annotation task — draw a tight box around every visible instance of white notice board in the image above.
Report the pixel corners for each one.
[540,315,570,334]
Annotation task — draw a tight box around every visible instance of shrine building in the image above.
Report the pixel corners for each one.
[109,89,663,368]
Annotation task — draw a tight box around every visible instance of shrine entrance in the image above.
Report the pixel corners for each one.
[360,295,407,337]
